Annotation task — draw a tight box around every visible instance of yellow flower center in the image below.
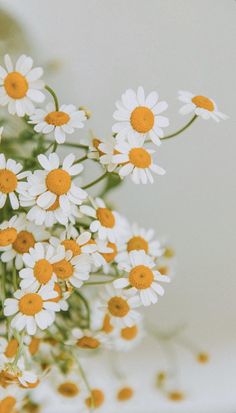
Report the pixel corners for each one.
[129,148,151,168]
[0,170,17,194]
[29,338,41,355]
[117,387,134,401]
[47,283,62,303]
[61,240,81,257]
[168,391,185,402]
[102,314,113,334]
[0,228,17,247]
[13,231,35,254]
[101,242,117,263]
[34,259,53,284]
[192,95,214,112]
[96,208,115,228]
[196,352,209,364]
[19,293,43,316]
[46,196,60,211]
[129,265,153,289]
[45,111,70,126]
[46,169,71,196]
[108,296,129,317]
[0,396,16,413]
[4,339,19,359]
[158,266,169,275]
[53,259,73,280]
[76,336,100,349]
[85,389,105,409]
[58,382,80,398]
[4,71,28,99]
[127,236,148,253]
[130,106,154,133]
[121,325,138,340]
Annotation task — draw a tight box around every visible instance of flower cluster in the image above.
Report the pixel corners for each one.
[0,54,226,412]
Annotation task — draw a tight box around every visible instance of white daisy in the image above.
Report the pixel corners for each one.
[69,327,106,350]
[29,103,86,144]
[0,153,29,209]
[0,214,50,270]
[87,134,119,172]
[113,86,169,146]
[80,198,126,243]
[178,90,228,122]
[0,214,25,249]
[0,54,45,116]
[113,136,165,184]
[19,242,65,290]
[16,357,39,388]
[109,320,144,352]
[0,385,25,411]
[0,336,20,362]
[114,250,170,307]
[4,285,60,335]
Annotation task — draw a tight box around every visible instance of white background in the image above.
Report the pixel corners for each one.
[0,1,235,411]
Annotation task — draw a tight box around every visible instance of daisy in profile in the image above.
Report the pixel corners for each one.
[0,214,25,249]
[178,90,228,122]
[80,198,126,243]
[4,285,60,335]
[19,242,65,290]
[26,152,87,214]
[0,153,29,209]
[113,86,169,146]
[113,136,165,184]
[29,103,86,144]
[69,327,106,350]
[114,250,170,306]
[0,54,45,116]
[110,320,144,352]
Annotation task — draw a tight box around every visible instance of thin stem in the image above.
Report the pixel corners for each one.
[44,139,89,150]
[45,85,59,111]
[160,114,197,141]
[73,352,94,410]
[84,279,114,286]
[74,155,88,164]
[75,290,90,328]
[12,263,18,291]
[82,172,108,190]
[52,141,58,153]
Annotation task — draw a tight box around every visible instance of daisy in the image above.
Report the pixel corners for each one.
[113,86,169,146]
[99,285,141,328]
[0,215,50,270]
[110,321,144,352]
[114,250,170,306]
[80,198,126,243]
[113,136,165,184]
[16,357,39,388]
[26,152,87,214]
[0,385,25,412]
[29,103,86,144]
[4,285,60,335]
[19,242,65,290]
[0,215,25,249]
[52,249,90,289]
[69,327,106,350]
[0,54,45,116]
[178,90,228,122]
[85,388,105,409]
[0,336,19,362]
[0,153,29,209]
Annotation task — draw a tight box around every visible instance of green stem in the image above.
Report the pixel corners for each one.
[74,155,88,164]
[75,290,90,328]
[73,352,94,410]
[12,263,18,291]
[44,139,89,150]
[82,172,108,190]
[45,85,59,111]
[160,114,197,141]
[84,279,114,286]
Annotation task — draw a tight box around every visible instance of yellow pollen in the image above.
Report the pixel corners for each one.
[102,314,114,334]
[101,242,117,263]
[46,169,71,196]
[96,207,115,228]
[53,259,73,280]
[117,387,134,401]
[45,111,70,126]
[129,148,151,168]
[4,71,28,99]
[108,296,129,317]
[92,138,104,156]
[13,231,35,254]
[129,265,153,289]
[168,391,185,402]
[0,169,17,194]
[0,396,17,413]
[127,236,148,253]
[121,325,138,340]
[61,239,81,257]
[158,266,169,275]
[192,95,214,111]
[0,228,17,247]
[4,339,19,359]
[46,197,60,211]
[196,352,209,364]
[58,382,80,398]
[29,337,41,355]
[19,293,43,316]
[130,106,154,133]
[85,389,105,409]
[34,259,53,284]
[76,336,100,349]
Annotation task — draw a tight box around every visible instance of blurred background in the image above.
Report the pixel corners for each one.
[0,0,235,411]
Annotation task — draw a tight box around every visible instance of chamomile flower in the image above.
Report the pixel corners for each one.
[0,385,25,411]
[16,357,39,388]
[89,134,119,172]
[113,136,165,184]
[19,242,65,290]
[0,337,19,362]
[99,285,141,328]
[178,90,228,122]
[52,249,90,289]
[29,103,86,144]
[26,152,87,214]
[0,54,45,116]
[114,250,170,307]
[110,320,144,352]
[0,214,25,249]
[4,285,60,335]
[80,198,125,243]
[70,327,106,350]
[0,154,29,209]
[113,86,169,146]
